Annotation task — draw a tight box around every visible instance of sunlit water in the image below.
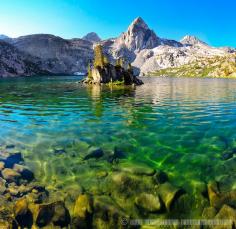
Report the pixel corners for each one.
[0,76,236,206]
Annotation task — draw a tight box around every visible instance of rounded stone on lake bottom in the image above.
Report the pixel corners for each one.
[83,147,104,160]
[0,177,6,194]
[96,171,108,178]
[215,204,236,226]
[116,163,155,176]
[1,168,21,183]
[92,195,127,229]
[157,182,185,212]
[202,207,217,218]
[53,147,66,155]
[13,164,34,182]
[14,198,28,217]
[52,201,71,227]
[0,161,5,171]
[35,203,55,227]
[73,194,93,218]
[73,194,93,228]
[5,144,15,150]
[4,152,23,168]
[135,193,161,213]
[153,170,168,184]
[14,198,33,228]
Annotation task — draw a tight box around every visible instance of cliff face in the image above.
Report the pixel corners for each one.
[11,34,94,74]
[83,45,143,85]
[0,41,49,77]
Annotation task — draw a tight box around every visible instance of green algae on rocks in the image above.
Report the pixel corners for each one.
[82,44,143,85]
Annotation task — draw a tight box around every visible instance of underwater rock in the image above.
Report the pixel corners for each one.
[202,207,217,218]
[52,201,71,227]
[135,193,162,213]
[221,151,234,160]
[96,171,108,179]
[0,177,6,194]
[14,198,33,228]
[0,219,18,229]
[109,171,155,198]
[73,194,93,228]
[157,182,185,212]
[207,181,236,210]
[13,164,34,182]
[153,170,168,184]
[171,193,208,218]
[83,147,104,160]
[1,168,21,183]
[216,174,236,192]
[4,152,23,168]
[5,144,15,150]
[0,161,5,171]
[107,147,126,163]
[26,184,49,204]
[92,195,128,229]
[35,203,55,227]
[7,185,20,197]
[207,181,225,210]
[215,204,236,228]
[115,162,155,176]
[53,146,66,155]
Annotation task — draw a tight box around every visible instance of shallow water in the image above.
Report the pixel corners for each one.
[0,76,236,216]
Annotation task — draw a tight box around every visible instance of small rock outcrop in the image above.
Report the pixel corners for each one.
[83,44,143,85]
[180,35,207,46]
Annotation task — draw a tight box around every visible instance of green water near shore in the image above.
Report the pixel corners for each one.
[0,76,236,219]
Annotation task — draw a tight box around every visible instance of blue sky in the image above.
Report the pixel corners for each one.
[0,0,235,47]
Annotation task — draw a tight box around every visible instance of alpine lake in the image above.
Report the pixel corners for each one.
[0,76,236,228]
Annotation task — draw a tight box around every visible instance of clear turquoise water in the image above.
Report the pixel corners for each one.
[0,76,236,197]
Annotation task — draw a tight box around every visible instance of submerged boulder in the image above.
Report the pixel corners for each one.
[1,168,21,183]
[14,198,33,228]
[215,204,236,228]
[157,182,185,212]
[114,162,155,176]
[13,164,34,182]
[35,201,70,227]
[52,201,71,227]
[135,193,162,213]
[207,181,236,210]
[0,177,6,194]
[0,161,5,171]
[92,195,128,229]
[72,194,93,228]
[3,152,23,168]
[83,147,104,160]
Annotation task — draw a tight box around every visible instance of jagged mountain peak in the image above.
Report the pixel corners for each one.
[180,35,207,46]
[130,17,149,30]
[82,32,101,43]
[115,17,160,52]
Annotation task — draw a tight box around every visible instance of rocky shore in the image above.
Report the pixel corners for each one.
[0,144,236,229]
